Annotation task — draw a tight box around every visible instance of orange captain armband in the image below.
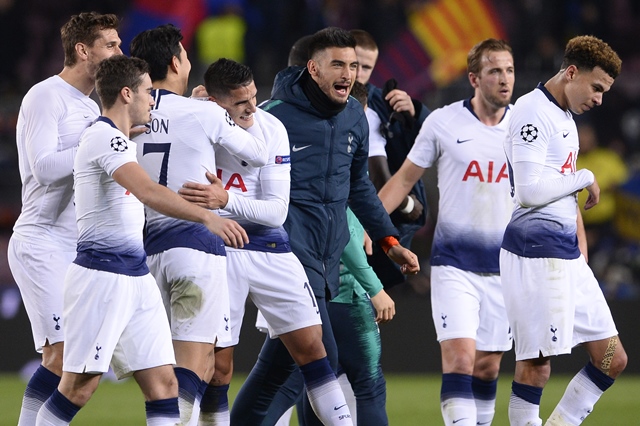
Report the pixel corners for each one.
[379,236,400,254]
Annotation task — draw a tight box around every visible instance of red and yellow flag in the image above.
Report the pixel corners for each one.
[409,0,506,86]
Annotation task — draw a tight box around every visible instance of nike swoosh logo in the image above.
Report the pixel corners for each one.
[477,422,492,425]
[292,144,311,152]
[452,419,468,424]
[334,404,347,410]
[456,138,472,144]
[83,114,90,118]
[562,131,569,138]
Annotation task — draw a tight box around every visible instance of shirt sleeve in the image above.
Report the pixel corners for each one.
[223,118,291,227]
[365,108,387,158]
[206,102,269,167]
[22,92,77,186]
[340,208,384,297]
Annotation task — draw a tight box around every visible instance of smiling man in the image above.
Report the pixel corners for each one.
[229,27,420,426]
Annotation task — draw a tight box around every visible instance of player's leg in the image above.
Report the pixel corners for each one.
[295,296,352,426]
[249,251,350,425]
[472,274,511,425]
[328,292,387,425]
[510,357,550,426]
[431,266,483,426]
[36,372,101,425]
[472,351,503,425]
[133,365,181,426]
[545,256,627,426]
[147,248,228,424]
[114,272,180,425]
[229,335,298,425]
[198,346,234,426]
[8,237,74,425]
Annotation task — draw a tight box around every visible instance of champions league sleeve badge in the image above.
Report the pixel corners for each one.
[520,124,539,142]
[110,136,128,152]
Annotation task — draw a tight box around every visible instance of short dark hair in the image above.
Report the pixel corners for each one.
[308,27,356,60]
[96,55,149,109]
[350,29,378,51]
[288,34,313,67]
[467,38,513,74]
[130,24,184,82]
[561,35,621,79]
[350,81,368,106]
[204,58,254,99]
[61,12,119,67]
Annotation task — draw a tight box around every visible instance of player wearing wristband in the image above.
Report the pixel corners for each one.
[378,39,515,426]
[229,27,419,426]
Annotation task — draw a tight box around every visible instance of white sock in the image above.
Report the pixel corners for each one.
[474,398,496,425]
[545,366,609,425]
[337,372,357,425]
[509,393,542,426]
[441,397,477,426]
[274,406,294,426]
[300,357,352,425]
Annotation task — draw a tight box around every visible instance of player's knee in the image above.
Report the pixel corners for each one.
[41,342,64,375]
[599,336,627,378]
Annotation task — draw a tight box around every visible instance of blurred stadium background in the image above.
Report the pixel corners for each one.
[0,1,639,421]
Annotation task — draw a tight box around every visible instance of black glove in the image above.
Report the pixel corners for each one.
[381,78,415,130]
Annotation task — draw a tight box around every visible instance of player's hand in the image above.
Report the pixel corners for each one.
[386,245,420,275]
[370,289,395,323]
[179,171,229,209]
[204,214,248,248]
[385,89,415,117]
[363,230,373,255]
[191,84,208,99]
[399,194,424,221]
[584,177,600,210]
[129,125,148,138]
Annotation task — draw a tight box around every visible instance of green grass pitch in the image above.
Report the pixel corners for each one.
[1,373,638,425]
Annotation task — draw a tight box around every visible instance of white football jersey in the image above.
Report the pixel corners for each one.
[73,118,147,276]
[408,99,513,273]
[215,108,292,253]
[502,84,584,259]
[13,75,99,248]
[365,107,387,158]
[135,90,267,256]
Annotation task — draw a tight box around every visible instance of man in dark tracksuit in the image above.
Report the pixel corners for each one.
[230,27,419,426]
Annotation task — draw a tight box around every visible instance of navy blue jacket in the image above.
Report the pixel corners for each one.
[262,67,398,298]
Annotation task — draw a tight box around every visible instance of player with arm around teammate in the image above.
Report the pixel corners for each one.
[129,24,268,424]
[501,35,627,426]
[377,38,515,426]
[8,12,122,425]
[35,54,247,426]
[177,57,351,426]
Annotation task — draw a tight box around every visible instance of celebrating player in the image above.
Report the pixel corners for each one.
[501,35,627,426]
[378,39,515,426]
[8,12,121,425]
[129,24,268,424]
[37,54,246,426]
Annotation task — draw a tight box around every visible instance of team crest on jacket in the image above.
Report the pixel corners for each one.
[520,124,538,143]
[110,136,128,152]
[347,133,353,153]
[225,111,236,127]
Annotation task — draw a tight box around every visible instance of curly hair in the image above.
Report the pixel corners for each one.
[562,35,621,79]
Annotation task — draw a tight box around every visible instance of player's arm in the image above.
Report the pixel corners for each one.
[377,158,425,214]
[113,162,248,247]
[23,100,78,185]
[180,170,290,228]
[512,160,595,208]
[576,205,588,262]
[341,209,394,323]
[210,103,268,167]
